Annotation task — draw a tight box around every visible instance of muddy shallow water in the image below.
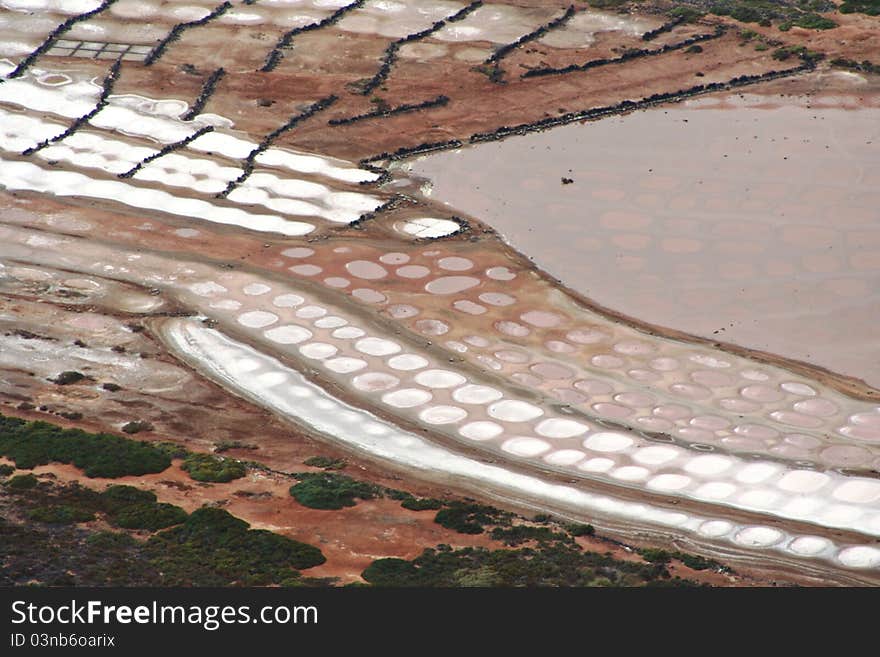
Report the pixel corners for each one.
[408,97,880,389]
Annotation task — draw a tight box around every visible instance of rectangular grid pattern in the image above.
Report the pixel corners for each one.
[45,41,152,62]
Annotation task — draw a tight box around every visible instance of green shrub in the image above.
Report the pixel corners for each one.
[303,456,347,470]
[433,502,512,535]
[86,530,138,550]
[51,371,86,385]
[145,507,325,585]
[840,0,880,15]
[0,464,14,477]
[565,523,596,537]
[28,505,95,524]
[362,558,422,586]
[638,548,673,564]
[181,453,246,483]
[289,472,381,510]
[101,484,156,509]
[111,502,187,531]
[668,6,705,22]
[0,415,170,478]
[5,473,38,489]
[489,525,572,546]
[121,421,153,434]
[361,542,684,587]
[401,497,443,512]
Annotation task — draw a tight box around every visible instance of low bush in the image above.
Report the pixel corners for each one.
[145,507,326,585]
[0,415,170,478]
[28,505,95,524]
[289,472,382,510]
[181,453,246,483]
[433,502,512,535]
[400,497,443,511]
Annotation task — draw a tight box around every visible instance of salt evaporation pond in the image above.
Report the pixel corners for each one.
[408,97,880,388]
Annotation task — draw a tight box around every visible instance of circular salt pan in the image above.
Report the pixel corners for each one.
[419,405,467,424]
[501,437,551,457]
[243,282,271,295]
[452,384,502,404]
[387,354,429,370]
[273,293,304,307]
[488,400,543,422]
[324,357,367,374]
[438,256,473,271]
[632,445,682,465]
[459,421,503,440]
[697,520,734,538]
[837,546,880,569]
[777,470,830,493]
[264,325,312,344]
[299,342,337,359]
[237,310,278,328]
[684,455,733,476]
[535,418,589,438]
[414,369,466,388]
[383,388,433,408]
[352,372,400,392]
[332,326,365,339]
[355,337,401,356]
[314,316,347,329]
[583,432,633,453]
[397,218,460,238]
[345,260,388,280]
[296,305,327,319]
[832,480,880,504]
[735,526,783,547]
[281,247,314,258]
[543,449,586,466]
[788,536,831,556]
[647,474,691,491]
[425,276,480,295]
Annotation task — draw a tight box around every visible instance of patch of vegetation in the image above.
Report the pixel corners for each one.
[565,523,596,537]
[637,547,731,572]
[0,480,326,586]
[839,0,880,15]
[27,504,95,524]
[703,0,836,27]
[0,414,170,478]
[772,45,824,63]
[214,440,257,454]
[668,6,705,22]
[289,471,382,510]
[400,496,443,512]
[303,455,347,470]
[778,13,836,30]
[121,420,153,434]
[144,507,326,585]
[489,524,574,547]
[434,501,513,535]
[830,57,880,75]
[587,0,635,7]
[5,473,38,489]
[0,464,14,477]
[111,502,188,531]
[51,371,86,385]
[181,453,246,483]
[362,543,700,587]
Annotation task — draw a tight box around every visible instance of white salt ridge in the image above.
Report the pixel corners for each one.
[0,157,315,236]
[397,218,460,238]
[44,318,880,574]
